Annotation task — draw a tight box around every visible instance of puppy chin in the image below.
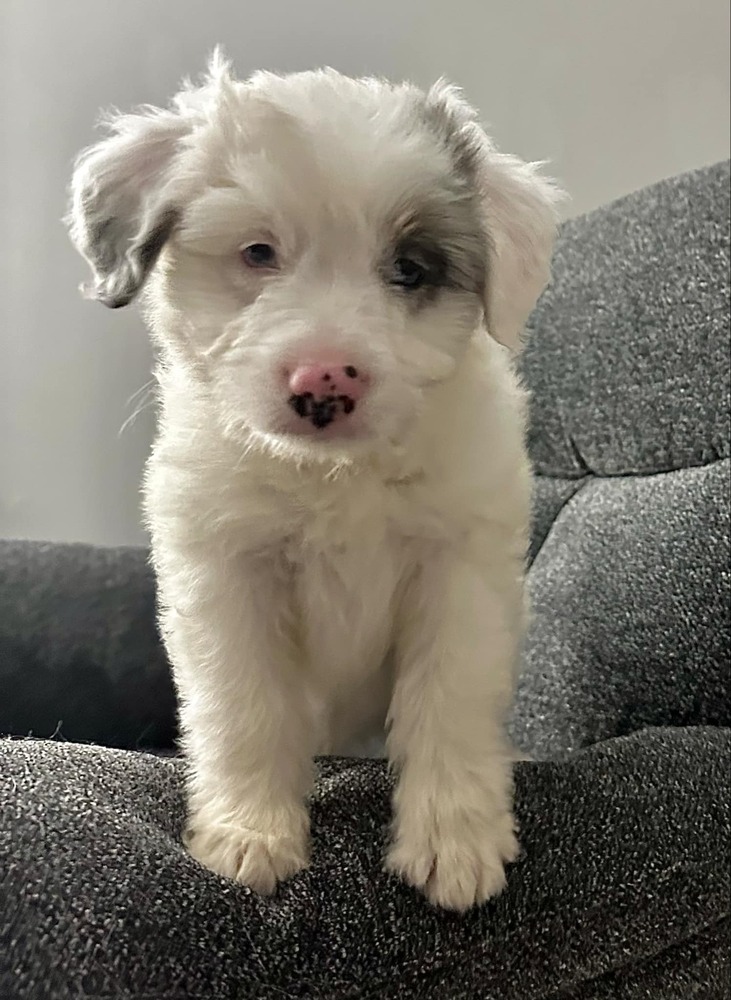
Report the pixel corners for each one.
[246,422,376,466]
[241,394,417,466]
[280,414,368,443]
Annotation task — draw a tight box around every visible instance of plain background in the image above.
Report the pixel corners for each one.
[2,0,729,547]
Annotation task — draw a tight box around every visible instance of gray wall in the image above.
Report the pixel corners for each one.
[2,0,729,546]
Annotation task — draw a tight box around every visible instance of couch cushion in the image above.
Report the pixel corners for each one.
[520,160,730,478]
[517,461,730,758]
[0,540,175,750]
[1,730,728,1000]
[515,161,731,758]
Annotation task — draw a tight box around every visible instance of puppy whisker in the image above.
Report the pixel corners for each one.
[118,379,156,437]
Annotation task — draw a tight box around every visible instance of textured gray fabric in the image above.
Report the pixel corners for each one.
[515,460,731,758]
[544,923,730,1000]
[0,539,175,749]
[527,476,589,566]
[1,728,729,1000]
[1,162,730,999]
[513,160,731,758]
[520,159,730,478]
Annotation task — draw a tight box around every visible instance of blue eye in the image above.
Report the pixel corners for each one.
[241,243,278,269]
[389,257,427,289]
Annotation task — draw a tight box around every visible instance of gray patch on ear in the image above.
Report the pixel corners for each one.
[84,208,179,309]
[418,86,484,186]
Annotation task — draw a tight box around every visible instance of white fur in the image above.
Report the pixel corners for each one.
[68,53,563,911]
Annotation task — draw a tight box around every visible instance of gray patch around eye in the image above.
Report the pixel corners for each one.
[88,208,179,309]
[386,199,487,310]
[387,90,490,310]
[393,235,450,287]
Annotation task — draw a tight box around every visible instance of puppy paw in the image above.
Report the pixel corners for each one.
[385,810,519,912]
[185,820,309,894]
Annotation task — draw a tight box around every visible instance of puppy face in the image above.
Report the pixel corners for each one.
[69,55,562,461]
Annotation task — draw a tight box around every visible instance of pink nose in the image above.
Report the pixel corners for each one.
[287,361,369,429]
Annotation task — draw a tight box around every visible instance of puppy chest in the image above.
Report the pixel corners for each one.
[288,502,404,678]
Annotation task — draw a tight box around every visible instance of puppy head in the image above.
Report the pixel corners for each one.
[68,52,563,461]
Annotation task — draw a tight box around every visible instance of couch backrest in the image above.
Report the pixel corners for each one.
[514,160,731,757]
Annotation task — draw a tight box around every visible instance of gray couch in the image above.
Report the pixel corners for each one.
[1,161,729,1000]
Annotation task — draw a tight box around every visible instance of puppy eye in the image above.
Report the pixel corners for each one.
[241,243,278,269]
[389,257,427,290]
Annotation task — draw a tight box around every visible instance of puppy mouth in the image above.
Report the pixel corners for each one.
[287,391,357,430]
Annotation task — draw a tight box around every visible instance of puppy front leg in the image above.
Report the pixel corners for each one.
[161,550,314,894]
[386,548,522,911]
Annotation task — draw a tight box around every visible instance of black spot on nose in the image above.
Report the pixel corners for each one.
[288,390,356,429]
[311,400,336,428]
[289,392,313,418]
[344,366,358,379]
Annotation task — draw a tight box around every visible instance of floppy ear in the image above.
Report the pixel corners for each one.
[425,82,565,352]
[67,50,237,308]
[478,151,565,352]
[67,106,193,308]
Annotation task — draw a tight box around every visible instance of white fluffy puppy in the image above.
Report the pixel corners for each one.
[68,53,562,911]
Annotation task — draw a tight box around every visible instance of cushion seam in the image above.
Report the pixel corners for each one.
[548,915,730,1000]
[347,895,729,1000]
[533,453,729,481]
[529,475,593,567]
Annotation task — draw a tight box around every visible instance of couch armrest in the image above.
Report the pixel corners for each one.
[0,539,175,749]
